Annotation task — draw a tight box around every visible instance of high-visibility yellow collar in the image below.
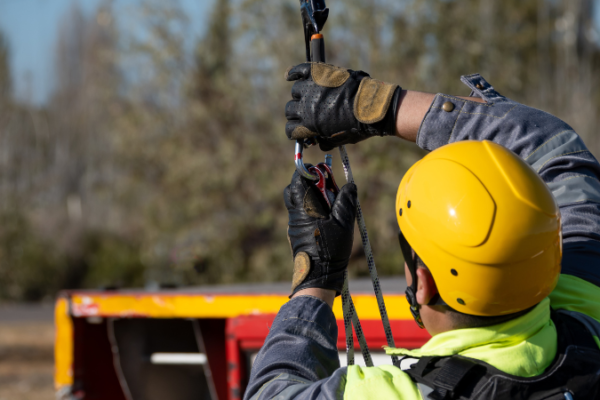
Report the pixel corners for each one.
[385,298,556,377]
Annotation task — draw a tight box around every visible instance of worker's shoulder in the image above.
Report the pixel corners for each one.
[344,365,420,400]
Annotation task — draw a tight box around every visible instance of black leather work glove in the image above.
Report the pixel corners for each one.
[285,62,401,151]
[284,168,357,296]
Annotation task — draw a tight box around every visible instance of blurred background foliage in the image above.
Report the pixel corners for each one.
[0,0,598,301]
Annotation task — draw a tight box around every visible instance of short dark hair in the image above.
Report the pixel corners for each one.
[414,256,535,329]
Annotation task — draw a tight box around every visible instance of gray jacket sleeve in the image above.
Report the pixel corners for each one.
[417,73,600,287]
[243,295,347,400]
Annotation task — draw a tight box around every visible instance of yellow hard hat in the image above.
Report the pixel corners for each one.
[396,140,561,316]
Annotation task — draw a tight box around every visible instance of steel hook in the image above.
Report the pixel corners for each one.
[295,140,318,180]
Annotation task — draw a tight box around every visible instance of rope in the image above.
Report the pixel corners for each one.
[338,145,399,366]
[340,274,355,366]
[350,294,373,366]
[341,273,373,366]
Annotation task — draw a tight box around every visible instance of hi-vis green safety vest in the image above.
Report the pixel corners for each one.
[344,275,600,400]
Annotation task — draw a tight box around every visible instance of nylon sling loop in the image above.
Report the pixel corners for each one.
[295,0,397,367]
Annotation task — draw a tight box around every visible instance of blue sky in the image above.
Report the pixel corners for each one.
[0,0,214,105]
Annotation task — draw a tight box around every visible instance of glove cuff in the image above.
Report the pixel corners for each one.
[365,86,402,137]
[290,274,346,298]
[387,86,402,136]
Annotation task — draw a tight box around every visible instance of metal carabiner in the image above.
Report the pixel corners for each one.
[295,140,318,180]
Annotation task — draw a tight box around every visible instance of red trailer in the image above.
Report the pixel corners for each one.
[55,278,430,400]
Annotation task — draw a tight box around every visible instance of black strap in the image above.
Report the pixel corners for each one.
[431,357,478,399]
[408,356,438,378]
[405,356,480,400]
[552,310,598,351]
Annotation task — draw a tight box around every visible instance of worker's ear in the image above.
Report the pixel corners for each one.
[415,267,438,305]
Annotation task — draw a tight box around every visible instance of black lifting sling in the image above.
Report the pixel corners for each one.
[401,311,600,400]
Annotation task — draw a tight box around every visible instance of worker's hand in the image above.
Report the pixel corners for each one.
[284,168,357,296]
[285,63,401,151]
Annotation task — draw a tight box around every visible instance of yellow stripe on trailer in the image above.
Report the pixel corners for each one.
[68,292,412,320]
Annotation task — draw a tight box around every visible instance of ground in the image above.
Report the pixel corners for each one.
[0,305,55,400]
